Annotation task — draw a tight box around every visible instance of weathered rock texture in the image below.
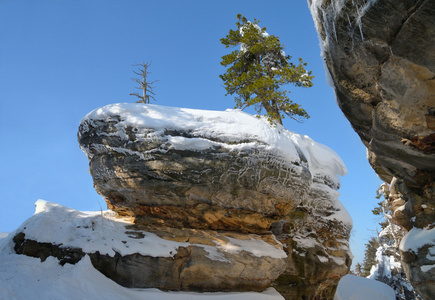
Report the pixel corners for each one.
[75,104,352,299]
[84,140,309,234]
[13,225,286,292]
[309,0,435,298]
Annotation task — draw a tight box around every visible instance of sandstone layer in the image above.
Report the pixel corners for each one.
[309,0,435,298]
[13,204,286,292]
[76,104,352,299]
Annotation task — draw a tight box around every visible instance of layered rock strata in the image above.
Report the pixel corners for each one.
[12,201,286,292]
[76,103,352,299]
[308,0,435,298]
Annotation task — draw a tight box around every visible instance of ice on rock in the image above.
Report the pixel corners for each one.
[308,0,379,90]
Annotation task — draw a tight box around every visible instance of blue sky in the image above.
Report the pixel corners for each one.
[0,0,383,267]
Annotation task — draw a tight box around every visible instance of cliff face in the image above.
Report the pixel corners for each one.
[77,103,352,299]
[308,0,435,298]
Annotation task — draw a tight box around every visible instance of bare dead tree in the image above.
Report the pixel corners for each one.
[130,61,158,103]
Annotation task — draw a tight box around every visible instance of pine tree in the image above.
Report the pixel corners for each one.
[220,14,314,125]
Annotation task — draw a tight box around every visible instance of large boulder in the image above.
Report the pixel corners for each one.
[77,104,352,298]
[308,0,435,298]
[78,105,315,234]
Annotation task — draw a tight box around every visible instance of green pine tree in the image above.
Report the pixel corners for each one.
[220,14,314,125]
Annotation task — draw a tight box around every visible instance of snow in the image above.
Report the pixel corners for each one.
[399,225,435,253]
[399,226,435,274]
[311,182,352,227]
[368,246,401,280]
[317,255,329,263]
[0,201,288,300]
[427,246,435,260]
[293,235,317,249]
[239,22,269,38]
[21,200,190,257]
[0,246,283,300]
[239,22,269,53]
[16,200,286,260]
[421,264,435,273]
[334,274,395,300]
[215,236,286,259]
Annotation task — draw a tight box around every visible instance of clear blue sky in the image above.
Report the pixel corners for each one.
[0,0,382,267]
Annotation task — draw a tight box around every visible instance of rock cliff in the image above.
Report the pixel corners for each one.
[308,0,435,298]
[74,103,352,299]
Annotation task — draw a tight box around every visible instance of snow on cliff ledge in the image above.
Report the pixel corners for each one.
[79,103,347,185]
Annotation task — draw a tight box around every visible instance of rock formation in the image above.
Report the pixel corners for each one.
[74,103,352,299]
[13,201,286,292]
[308,0,435,298]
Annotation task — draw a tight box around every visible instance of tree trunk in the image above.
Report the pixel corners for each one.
[262,100,282,125]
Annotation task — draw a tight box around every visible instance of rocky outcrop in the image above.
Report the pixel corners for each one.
[308,0,435,298]
[76,104,352,299]
[81,135,309,234]
[13,209,286,292]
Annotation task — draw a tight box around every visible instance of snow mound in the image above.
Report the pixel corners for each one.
[334,274,395,300]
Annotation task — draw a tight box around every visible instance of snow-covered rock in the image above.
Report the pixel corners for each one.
[400,226,435,299]
[1,230,398,300]
[77,103,352,298]
[0,226,284,300]
[78,104,350,231]
[11,200,286,292]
